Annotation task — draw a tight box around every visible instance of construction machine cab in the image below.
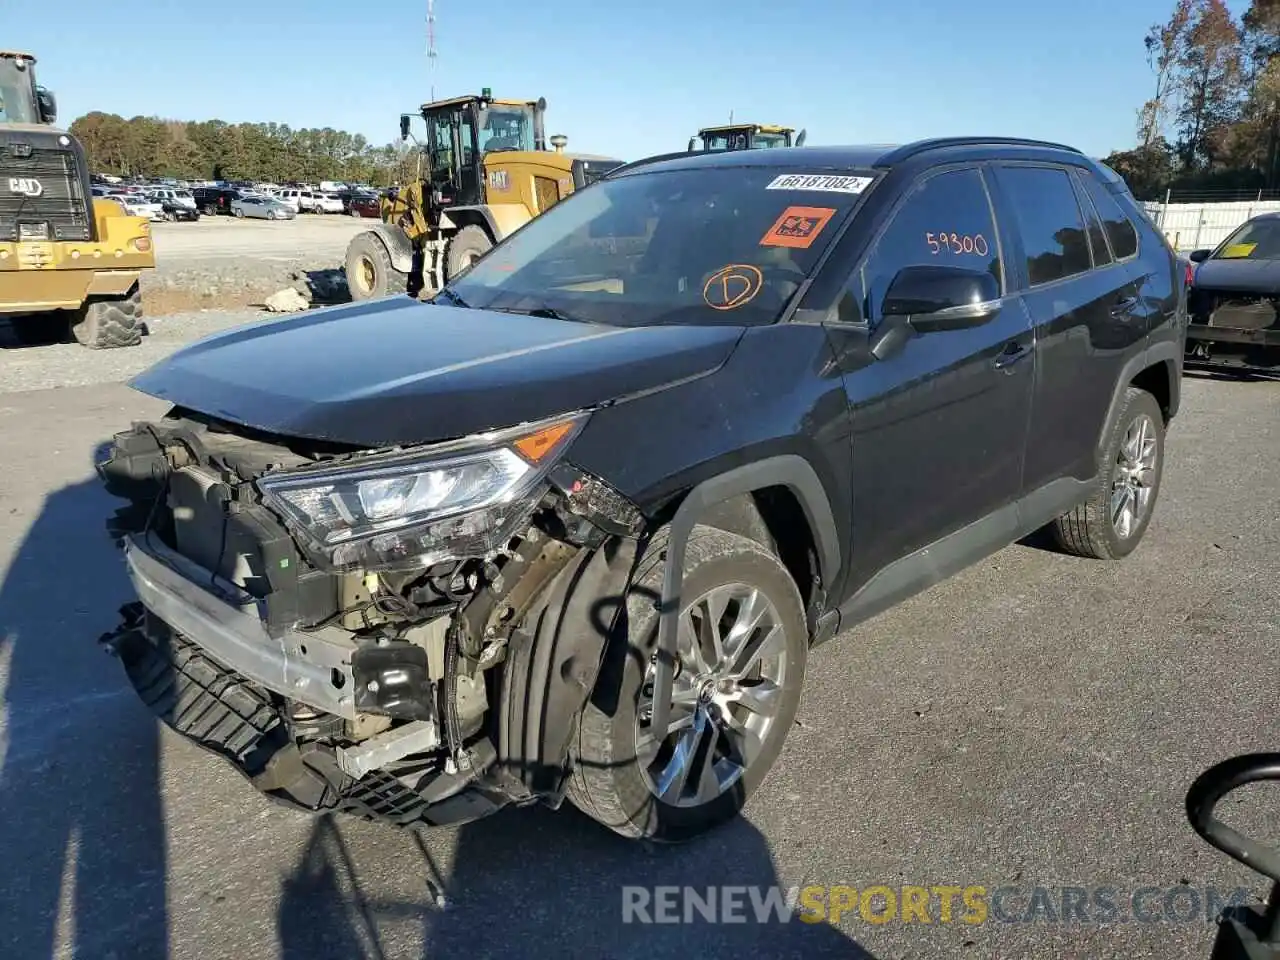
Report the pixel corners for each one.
[0,50,57,124]
[687,123,806,152]
[349,89,625,301]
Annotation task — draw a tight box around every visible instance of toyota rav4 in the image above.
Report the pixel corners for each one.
[98,138,1186,842]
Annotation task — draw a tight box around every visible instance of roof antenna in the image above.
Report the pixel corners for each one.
[729,109,734,125]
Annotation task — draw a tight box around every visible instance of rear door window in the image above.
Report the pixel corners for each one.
[1078,173,1139,260]
[995,166,1093,287]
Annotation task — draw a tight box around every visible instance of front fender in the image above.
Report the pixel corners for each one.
[361,223,416,274]
[495,535,639,801]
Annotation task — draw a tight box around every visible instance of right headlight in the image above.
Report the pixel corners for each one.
[257,412,588,571]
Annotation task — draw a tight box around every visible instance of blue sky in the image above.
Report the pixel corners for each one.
[1,0,1256,162]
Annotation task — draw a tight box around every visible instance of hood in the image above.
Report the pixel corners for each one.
[128,296,744,447]
[1192,256,1280,295]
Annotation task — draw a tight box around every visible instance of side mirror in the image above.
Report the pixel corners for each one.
[36,86,56,124]
[795,129,807,148]
[882,264,1002,334]
[1188,249,1211,263]
[687,137,697,152]
[399,114,411,141]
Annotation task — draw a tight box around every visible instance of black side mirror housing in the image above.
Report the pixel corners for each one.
[36,86,56,124]
[795,129,807,148]
[399,114,412,141]
[1188,249,1211,263]
[882,264,1002,334]
[687,137,697,152]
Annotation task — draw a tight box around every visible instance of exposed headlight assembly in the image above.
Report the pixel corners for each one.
[257,412,588,571]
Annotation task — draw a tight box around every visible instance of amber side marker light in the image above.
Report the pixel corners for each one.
[513,420,577,463]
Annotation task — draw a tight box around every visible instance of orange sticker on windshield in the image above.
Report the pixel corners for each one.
[760,206,837,249]
[702,264,763,311]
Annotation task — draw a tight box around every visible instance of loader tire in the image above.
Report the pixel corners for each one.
[445,225,492,279]
[345,232,408,301]
[70,286,144,349]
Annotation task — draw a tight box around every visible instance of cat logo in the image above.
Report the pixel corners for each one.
[487,170,510,191]
[7,177,43,198]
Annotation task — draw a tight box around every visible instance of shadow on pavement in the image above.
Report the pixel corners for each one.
[0,449,169,959]
[278,802,876,959]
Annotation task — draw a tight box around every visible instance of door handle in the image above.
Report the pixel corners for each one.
[1110,295,1139,319]
[993,341,1031,371]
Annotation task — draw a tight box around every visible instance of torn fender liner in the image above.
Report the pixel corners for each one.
[496,535,639,799]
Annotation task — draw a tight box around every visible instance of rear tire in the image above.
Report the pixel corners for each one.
[566,525,808,842]
[445,225,493,279]
[1049,387,1165,560]
[69,285,144,349]
[345,232,408,301]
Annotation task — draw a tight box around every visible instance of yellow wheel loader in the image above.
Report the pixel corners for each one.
[345,89,624,301]
[0,51,155,348]
[687,123,806,152]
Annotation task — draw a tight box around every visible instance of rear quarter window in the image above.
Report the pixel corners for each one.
[1078,172,1139,260]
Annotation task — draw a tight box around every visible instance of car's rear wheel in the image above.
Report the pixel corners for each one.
[567,525,807,842]
[1050,386,1165,559]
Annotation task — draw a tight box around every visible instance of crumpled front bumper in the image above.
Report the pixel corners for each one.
[103,535,505,828]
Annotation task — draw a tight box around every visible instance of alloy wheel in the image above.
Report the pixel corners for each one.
[1111,413,1158,539]
[634,582,788,808]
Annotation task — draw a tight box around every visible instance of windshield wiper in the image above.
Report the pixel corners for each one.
[432,288,470,308]
[490,305,589,323]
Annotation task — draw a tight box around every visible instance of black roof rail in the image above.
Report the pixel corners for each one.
[601,150,703,179]
[876,136,1084,167]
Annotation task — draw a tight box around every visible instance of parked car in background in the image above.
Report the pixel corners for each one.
[274,188,323,213]
[111,194,164,221]
[193,186,243,216]
[154,197,200,222]
[317,192,345,214]
[348,192,381,218]
[1185,213,1280,375]
[149,187,197,211]
[230,195,297,220]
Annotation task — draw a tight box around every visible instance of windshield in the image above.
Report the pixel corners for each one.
[1213,218,1280,260]
[702,130,752,151]
[477,104,535,153]
[446,165,871,327]
[0,59,38,124]
[753,132,791,149]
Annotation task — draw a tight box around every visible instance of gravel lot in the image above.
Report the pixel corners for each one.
[0,317,1276,960]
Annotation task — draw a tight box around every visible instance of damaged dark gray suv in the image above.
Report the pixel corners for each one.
[99,139,1186,842]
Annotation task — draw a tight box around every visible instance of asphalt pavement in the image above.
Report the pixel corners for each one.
[0,362,1276,960]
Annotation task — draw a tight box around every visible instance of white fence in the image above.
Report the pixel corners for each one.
[1142,199,1280,253]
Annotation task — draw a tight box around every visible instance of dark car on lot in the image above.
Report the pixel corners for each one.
[1184,213,1280,375]
[97,138,1185,843]
[155,197,200,222]
[192,186,243,216]
[347,191,382,218]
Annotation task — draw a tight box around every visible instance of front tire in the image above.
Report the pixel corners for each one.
[69,285,144,349]
[567,526,807,842]
[1049,387,1165,559]
[345,232,408,301]
[445,225,493,279]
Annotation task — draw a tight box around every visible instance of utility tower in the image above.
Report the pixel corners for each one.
[427,0,438,102]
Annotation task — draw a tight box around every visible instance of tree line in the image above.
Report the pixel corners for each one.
[68,112,421,187]
[1104,0,1280,198]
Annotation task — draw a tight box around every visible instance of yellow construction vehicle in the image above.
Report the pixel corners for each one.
[345,89,624,301]
[687,123,807,152]
[0,51,155,348]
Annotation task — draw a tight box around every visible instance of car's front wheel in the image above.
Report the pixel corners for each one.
[567,525,807,842]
